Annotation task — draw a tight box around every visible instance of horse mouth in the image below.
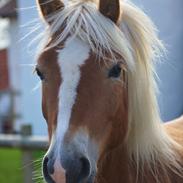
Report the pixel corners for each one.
[43,157,96,183]
[43,175,95,183]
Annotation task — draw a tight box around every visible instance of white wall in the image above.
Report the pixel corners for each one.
[134,0,183,121]
[17,0,47,135]
[0,18,9,49]
[8,18,22,132]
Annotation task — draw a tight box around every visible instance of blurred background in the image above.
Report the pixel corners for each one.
[0,0,182,182]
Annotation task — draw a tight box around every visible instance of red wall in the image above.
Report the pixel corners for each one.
[0,49,9,90]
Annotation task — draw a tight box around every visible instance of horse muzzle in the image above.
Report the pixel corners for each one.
[42,144,96,183]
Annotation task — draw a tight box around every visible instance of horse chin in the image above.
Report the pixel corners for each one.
[64,169,96,183]
[45,175,95,183]
[44,169,96,183]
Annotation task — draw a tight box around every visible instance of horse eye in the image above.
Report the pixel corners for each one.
[108,64,122,78]
[35,68,44,80]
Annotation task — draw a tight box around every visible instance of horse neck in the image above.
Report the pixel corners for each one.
[95,145,178,183]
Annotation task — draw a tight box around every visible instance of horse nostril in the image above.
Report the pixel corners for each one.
[79,157,91,180]
[47,157,55,175]
[63,156,91,183]
[43,156,56,183]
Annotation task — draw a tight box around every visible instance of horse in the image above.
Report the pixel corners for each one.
[35,0,183,182]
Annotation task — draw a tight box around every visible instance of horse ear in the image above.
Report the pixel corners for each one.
[36,0,64,24]
[99,0,120,23]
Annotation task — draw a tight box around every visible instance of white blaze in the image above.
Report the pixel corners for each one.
[55,37,90,155]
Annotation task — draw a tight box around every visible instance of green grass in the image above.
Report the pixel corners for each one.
[0,148,23,183]
[0,149,45,183]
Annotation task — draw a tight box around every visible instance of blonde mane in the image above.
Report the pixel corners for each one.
[121,2,182,177]
[39,0,182,179]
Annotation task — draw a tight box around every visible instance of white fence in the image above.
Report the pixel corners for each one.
[0,134,48,150]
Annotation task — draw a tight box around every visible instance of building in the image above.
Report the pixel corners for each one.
[0,0,47,135]
[134,0,183,121]
[0,0,18,133]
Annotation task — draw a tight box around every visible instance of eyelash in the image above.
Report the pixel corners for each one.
[35,68,45,80]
